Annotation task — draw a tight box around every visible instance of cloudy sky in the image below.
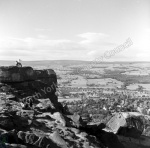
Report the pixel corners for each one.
[0,0,150,61]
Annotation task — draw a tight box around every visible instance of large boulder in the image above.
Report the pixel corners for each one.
[104,112,144,138]
[0,67,57,85]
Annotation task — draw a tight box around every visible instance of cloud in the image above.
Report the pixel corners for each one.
[76,32,117,60]
[1,32,148,61]
[78,32,108,44]
[0,37,72,50]
[0,32,121,61]
[78,32,116,48]
[0,37,87,60]
[87,50,97,56]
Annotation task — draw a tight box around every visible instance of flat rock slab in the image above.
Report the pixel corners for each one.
[0,66,35,83]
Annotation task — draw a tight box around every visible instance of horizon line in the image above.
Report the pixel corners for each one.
[0,60,150,63]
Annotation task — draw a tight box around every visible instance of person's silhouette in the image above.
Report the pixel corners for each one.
[16,59,22,67]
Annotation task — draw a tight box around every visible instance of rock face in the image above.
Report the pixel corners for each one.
[0,66,35,83]
[0,66,58,109]
[0,66,57,85]
[0,66,106,148]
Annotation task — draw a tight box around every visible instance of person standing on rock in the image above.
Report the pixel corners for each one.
[16,59,22,67]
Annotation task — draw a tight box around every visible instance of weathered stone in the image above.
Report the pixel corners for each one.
[0,66,35,83]
[35,99,57,113]
[52,112,66,127]
[105,112,144,138]
[35,69,57,83]
[50,130,67,147]
[17,131,62,148]
[67,113,84,127]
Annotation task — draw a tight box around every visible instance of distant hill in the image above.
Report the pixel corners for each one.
[0,60,90,67]
[0,60,150,67]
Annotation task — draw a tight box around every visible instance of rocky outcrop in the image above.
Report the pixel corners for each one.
[0,66,59,109]
[0,66,57,84]
[0,66,106,148]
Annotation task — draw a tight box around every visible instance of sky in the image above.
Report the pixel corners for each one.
[0,0,150,61]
